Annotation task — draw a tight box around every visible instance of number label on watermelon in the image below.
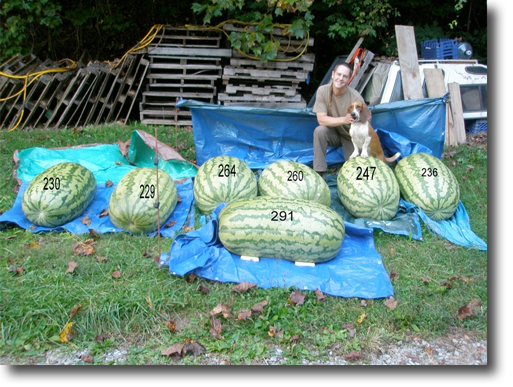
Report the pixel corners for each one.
[287,170,304,181]
[271,210,294,221]
[218,164,236,177]
[139,184,156,199]
[421,168,438,177]
[43,177,61,190]
[356,166,376,181]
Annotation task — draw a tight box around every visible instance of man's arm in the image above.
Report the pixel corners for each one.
[316,112,355,127]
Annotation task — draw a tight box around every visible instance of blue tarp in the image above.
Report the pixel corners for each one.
[176,97,447,167]
[160,203,395,299]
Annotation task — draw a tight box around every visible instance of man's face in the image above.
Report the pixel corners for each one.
[331,65,351,90]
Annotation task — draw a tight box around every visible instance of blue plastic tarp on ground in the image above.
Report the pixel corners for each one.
[160,204,394,299]
[177,97,446,168]
[0,178,195,237]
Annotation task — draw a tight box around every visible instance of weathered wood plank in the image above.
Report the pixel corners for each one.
[395,25,423,100]
[448,82,466,145]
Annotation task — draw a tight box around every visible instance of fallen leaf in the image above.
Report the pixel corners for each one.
[69,304,83,319]
[96,256,108,263]
[66,261,78,274]
[88,229,101,239]
[237,309,252,320]
[94,333,111,343]
[425,346,434,356]
[268,325,282,338]
[232,281,257,293]
[161,342,185,358]
[105,180,113,188]
[289,289,305,305]
[29,240,39,249]
[73,240,97,256]
[59,322,74,343]
[384,297,398,309]
[186,274,197,283]
[199,284,210,294]
[356,313,367,323]
[111,270,121,279]
[251,300,268,315]
[314,288,327,302]
[342,323,354,330]
[360,300,367,307]
[210,303,233,319]
[440,281,453,290]
[289,334,300,343]
[183,339,205,357]
[210,316,223,339]
[80,354,94,363]
[177,195,182,203]
[165,220,177,228]
[389,270,399,281]
[421,277,431,284]
[10,265,25,275]
[115,161,122,165]
[99,209,109,218]
[81,215,91,227]
[164,320,176,331]
[345,351,363,361]
[457,299,481,320]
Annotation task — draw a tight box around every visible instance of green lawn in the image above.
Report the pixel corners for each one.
[0,123,487,365]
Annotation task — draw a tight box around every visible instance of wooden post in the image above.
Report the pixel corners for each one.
[395,25,423,100]
[424,68,458,147]
[447,82,467,144]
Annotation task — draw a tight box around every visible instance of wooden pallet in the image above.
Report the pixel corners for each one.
[151,26,222,48]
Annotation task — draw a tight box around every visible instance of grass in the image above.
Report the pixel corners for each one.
[0,123,487,365]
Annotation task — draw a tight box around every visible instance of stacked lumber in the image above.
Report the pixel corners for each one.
[218,23,314,109]
[140,27,231,126]
[0,53,148,130]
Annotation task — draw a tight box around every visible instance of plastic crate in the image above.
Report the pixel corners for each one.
[421,39,459,60]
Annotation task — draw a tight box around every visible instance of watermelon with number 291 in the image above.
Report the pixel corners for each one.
[108,167,177,234]
[394,152,460,221]
[21,162,97,227]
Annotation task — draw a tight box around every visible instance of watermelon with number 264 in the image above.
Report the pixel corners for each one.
[193,156,258,214]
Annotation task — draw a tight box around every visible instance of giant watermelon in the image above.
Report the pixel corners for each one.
[337,156,400,220]
[108,167,178,234]
[258,160,331,206]
[394,152,460,220]
[22,162,97,227]
[218,196,345,263]
[193,156,258,214]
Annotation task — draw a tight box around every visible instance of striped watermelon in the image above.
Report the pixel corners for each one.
[108,167,178,234]
[21,162,97,227]
[394,152,460,220]
[258,160,331,206]
[218,196,345,263]
[193,156,258,214]
[337,157,400,220]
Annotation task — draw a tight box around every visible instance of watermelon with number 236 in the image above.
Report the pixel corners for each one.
[394,152,460,221]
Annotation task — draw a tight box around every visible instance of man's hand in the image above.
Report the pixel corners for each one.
[316,112,355,127]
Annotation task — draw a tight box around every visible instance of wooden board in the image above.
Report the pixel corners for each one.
[448,82,466,145]
[395,25,423,100]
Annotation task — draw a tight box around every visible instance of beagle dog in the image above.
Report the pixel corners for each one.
[347,100,400,163]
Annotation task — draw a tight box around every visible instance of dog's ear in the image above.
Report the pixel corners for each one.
[359,103,372,122]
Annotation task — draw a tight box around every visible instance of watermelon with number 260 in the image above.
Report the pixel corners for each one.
[394,152,460,221]
[22,162,97,227]
[108,167,178,234]
[258,160,331,206]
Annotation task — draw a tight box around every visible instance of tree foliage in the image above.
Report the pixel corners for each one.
[0,0,487,65]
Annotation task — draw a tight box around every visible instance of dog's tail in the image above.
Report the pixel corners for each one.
[385,152,401,163]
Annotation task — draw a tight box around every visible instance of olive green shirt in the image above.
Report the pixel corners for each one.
[312,82,365,140]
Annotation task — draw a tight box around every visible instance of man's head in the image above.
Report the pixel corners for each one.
[331,63,352,93]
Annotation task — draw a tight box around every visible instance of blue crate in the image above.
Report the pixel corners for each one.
[421,39,459,59]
